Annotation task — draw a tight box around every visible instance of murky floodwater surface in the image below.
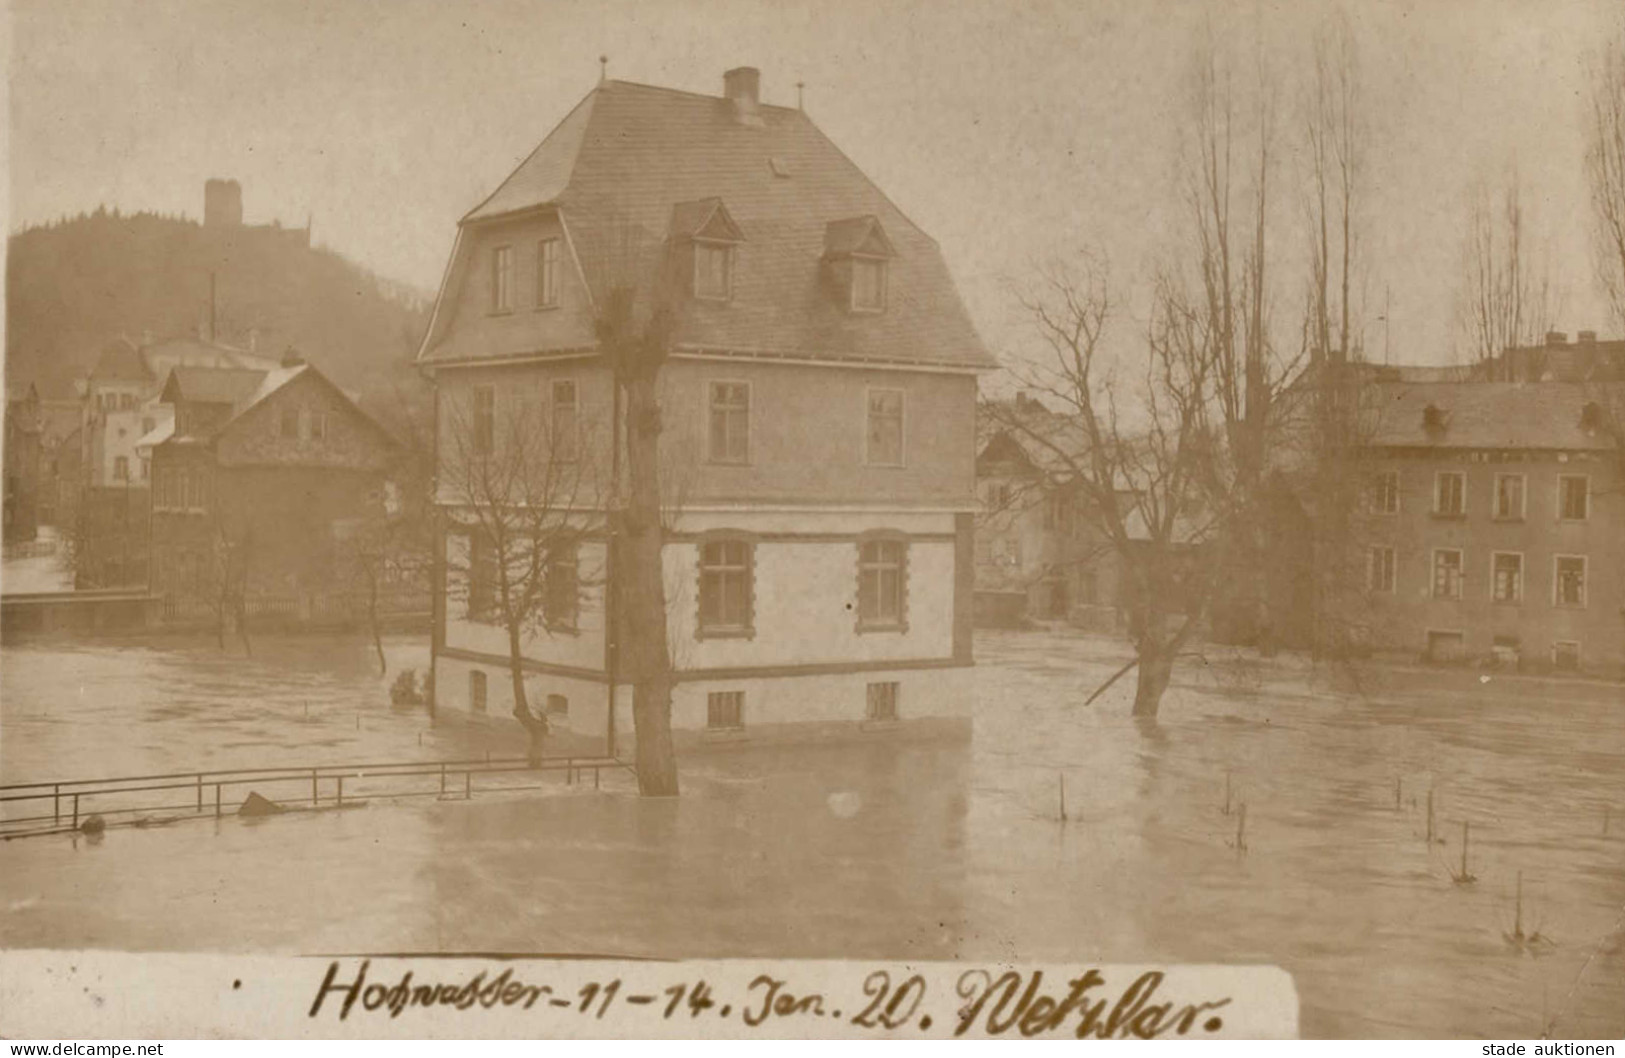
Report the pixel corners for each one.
[1,629,1621,1038]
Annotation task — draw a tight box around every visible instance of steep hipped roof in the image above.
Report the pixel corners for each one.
[1364,381,1622,451]
[89,339,152,384]
[422,77,993,371]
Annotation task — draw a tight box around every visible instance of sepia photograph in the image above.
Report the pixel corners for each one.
[1,0,1622,1045]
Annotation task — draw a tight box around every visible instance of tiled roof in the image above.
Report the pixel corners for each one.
[1363,381,1623,451]
[423,78,993,371]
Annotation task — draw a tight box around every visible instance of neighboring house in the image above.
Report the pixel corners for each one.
[1347,380,1624,675]
[417,67,994,742]
[79,334,280,491]
[974,397,1123,630]
[144,354,399,620]
[4,384,43,546]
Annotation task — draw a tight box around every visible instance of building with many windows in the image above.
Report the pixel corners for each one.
[417,67,994,743]
[1350,380,1624,675]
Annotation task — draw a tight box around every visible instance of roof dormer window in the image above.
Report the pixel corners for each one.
[671,197,744,304]
[852,256,887,312]
[694,241,734,301]
[824,216,895,315]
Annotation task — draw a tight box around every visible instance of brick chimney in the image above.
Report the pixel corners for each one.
[1577,329,1597,345]
[1545,330,1568,346]
[724,67,763,126]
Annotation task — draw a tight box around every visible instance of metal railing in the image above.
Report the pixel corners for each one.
[0,753,633,839]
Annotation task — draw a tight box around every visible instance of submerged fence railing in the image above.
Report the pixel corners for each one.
[0,753,634,839]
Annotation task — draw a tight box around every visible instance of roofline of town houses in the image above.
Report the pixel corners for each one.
[418,345,990,376]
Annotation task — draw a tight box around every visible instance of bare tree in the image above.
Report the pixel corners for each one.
[990,39,1297,717]
[1300,16,1370,655]
[1459,175,1554,370]
[1585,33,1625,331]
[596,255,682,796]
[442,389,599,767]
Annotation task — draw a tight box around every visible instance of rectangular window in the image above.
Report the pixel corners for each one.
[852,257,887,311]
[866,681,900,722]
[536,238,560,308]
[472,385,495,456]
[1368,546,1396,593]
[1555,555,1587,607]
[1493,473,1525,520]
[139,456,149,481]
[858,538,907,629]
[1434,471,1465,516]
[551,379,578,462]
[281,407,299,439]
[707,690,744,730]
[311,411,327,441]
[693,243,732,300]
[866,388,905,466]
[698,538,753,635]
[468,533,497,622]
[1558,475,1589,520]
[491,245,513,312]
[469,670,487,713]
[1371,474,1397,516]
[113,456,129,481]
[1432,549,1463,600]
[1491,552,1523,603]
[707,382,750,464]
[543,543,579,631]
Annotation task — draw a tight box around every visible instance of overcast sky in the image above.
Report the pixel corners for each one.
[7,0,1623,368]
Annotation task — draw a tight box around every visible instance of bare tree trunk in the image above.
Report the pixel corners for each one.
[1131,644,1175,718]
[507,623,547,767]
[622,369,679,796]
[367,567,385,675]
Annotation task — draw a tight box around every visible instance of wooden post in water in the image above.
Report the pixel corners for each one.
[1236,803,1247,854]
[215,783,221,818]
[196,773,203,812]
[1459,820,1470,879]
[1426,789,1435,843]
[1059,773,1067,822]
[464,769,471,800]
[72,794,79,830]
[1394,776,1401,810]
[337,775,344,807]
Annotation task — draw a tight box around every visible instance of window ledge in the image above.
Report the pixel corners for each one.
[1430,512,1466,520]
[696,627,755,642]
[533,304,560,313]
[860,718,902,732]
[1491,515,1525,523]
[706,458,751,467]
[486,309,515,317]
[855,622,908,636]
[703,727,749,741]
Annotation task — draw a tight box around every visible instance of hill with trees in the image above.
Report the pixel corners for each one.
[5,206,431,428]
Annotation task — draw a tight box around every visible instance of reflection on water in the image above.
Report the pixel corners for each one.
[1,629,1622,1038]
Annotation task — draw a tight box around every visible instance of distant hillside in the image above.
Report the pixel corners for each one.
[6,207,432,424]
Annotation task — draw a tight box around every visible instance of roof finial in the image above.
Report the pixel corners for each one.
[796,80,805,111]
[599,55,608,83]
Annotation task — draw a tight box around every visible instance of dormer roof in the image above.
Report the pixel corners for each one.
[670,197,745,243]
[823,215,894,259]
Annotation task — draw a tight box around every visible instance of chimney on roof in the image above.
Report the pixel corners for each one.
[1545,330,1568,346]
[280,347,305,368]
[724,67,763,126]
[1577,329,1597,345]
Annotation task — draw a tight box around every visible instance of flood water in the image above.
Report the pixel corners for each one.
[2,628,1621,1038]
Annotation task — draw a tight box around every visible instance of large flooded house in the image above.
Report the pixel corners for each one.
[417,67,995,743]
